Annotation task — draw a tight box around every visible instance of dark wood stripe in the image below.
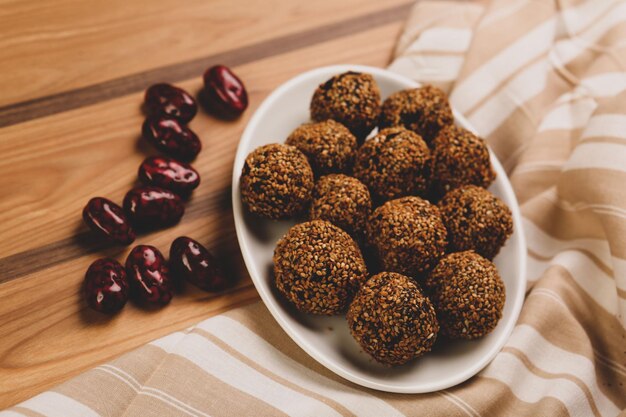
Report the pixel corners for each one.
[0,2,410,128]
[0,185,231,284]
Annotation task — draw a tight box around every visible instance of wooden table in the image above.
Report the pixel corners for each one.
[0,0,410,408]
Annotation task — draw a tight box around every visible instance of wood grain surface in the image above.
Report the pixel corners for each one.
[0,0,408,407]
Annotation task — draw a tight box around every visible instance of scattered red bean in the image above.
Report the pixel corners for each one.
[82,197,136,245]
[142,116,202,161]
[123,186,185,229]
[202,65,248,118]
[169,236,229,292]
[138,156,200,196]
[125,245,172,305]
[144,83,198,123]
[84,258,129,314]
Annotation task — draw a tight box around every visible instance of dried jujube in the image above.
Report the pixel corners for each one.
[202,65,248,118]
[144,83,198,123]
[82,197,135,245]
[138,156,200,196]
[169,236,228,291]
[125,245,173,305]
[123,186,185,230]
[83,258,130,314]
[142,116,201,161]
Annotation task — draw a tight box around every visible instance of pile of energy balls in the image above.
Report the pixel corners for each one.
[239,71,513,366]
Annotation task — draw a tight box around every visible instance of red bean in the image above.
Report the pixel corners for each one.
[169,236,229,292]
[142,116,201,161]
[138,156,200,196]
[202,65,248,118]
[82,197,135,245]
[123,186,184,230]
[84,258,129,314]
[125,245,172,305]
[144,83,198,123]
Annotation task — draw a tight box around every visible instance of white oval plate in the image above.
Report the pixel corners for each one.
[232,65,526,393]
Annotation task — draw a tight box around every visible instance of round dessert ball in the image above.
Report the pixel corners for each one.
[426,251,505,339]
[273,220,368,315]
[286,120,357,176]
[438,185,513,259]
[347,272,439,366]
[240,144,314,220]
[353,127,430,202]
[367,196,447,277]
[380,85,453,145]
[431,124,495,197]
[310,71,381,140]
[309,174,372,237]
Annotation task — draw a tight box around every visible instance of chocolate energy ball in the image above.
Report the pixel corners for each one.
[431,124,495,197]
[438,185,513,259]
[286,120,357,176]
[309,174,372,237]
[380,85,453,145]
[353,127,431,202]
[310,71,381,140]
[367,196,447,277]
[426,251,505,340]
[347,272,439,366]
[273,220,368,315]
[240,144,314,220]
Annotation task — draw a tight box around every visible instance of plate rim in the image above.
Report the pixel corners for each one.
[231,64,527,393]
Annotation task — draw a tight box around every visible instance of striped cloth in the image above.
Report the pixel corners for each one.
[3,0,626,415]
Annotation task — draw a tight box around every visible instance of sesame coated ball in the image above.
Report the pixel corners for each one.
[438,185,513,259]
[353,127,431,202]
[286,120,357,176]
[347,272,439,366]
[380,86,453,145]
[431,125,495,198]
[309,174,372,237]
[367,196,447,277]
[273,220,368,315]
[240,144,314,220]
[426,251,505,340]
[310,71,381,140]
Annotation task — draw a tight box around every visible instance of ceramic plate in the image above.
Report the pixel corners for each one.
[231,65,526,393]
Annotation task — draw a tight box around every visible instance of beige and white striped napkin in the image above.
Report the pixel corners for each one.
[3,0,626,415]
